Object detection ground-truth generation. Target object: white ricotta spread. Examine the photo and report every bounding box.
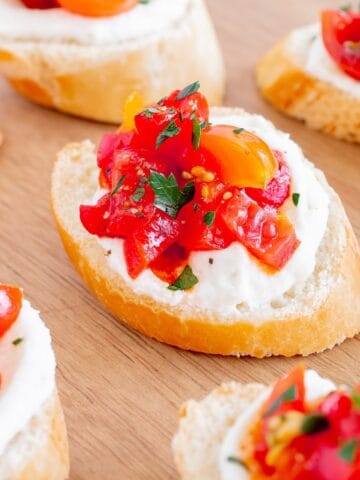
[0,298,56,455]
[0,0,190,45]
[219,370,336,480]
[95,112,329,315]
[289,23,360,100]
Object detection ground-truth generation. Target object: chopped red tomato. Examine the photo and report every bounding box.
[57,0,137,17]
[20,0,58,8]
[245,150,291,208]
[150,244,189,284]
[161,89,209,124]
[124,211,180,278]
[322,9,360,80]
[80,83,300,284]
[262,364,306,417]
[221,191,300,270]
[0,285,22,337]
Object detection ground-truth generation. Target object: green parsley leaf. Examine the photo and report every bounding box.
[157,95,168,105]
[203,211,215,227]
[233,127,245,134]
[339,440,357,463]
[149,172,195,218]
[292,192,300,206]
[263,384,297,418]
[352,391,360,408]
[140,177,148,184]
[139,0,150,3]
[227,456,248,469]
[12,337,23,346]
[176,81,201,101]
[110,175,126,197]
[155,121,181,149]
[143,107,161,118]
[168,265,199,291]
[200,121,212,129]
[302,414,329,435]
[192,118,201,150]
[131,185,146,203]
[340,3,351,11]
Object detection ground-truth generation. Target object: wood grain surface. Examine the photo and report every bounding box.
[0,1,359,478]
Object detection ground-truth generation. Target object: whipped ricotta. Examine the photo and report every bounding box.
[289,23,360,100]
[0,0,190,45]
[219,370,336,480]
[0,298,56,455]
[95,112,329,315]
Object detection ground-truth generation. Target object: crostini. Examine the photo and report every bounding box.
[0,0,225,123]
[0,284,69,479]
[173,365,360,479]
[256,7,360,143]
[51,82,360,357]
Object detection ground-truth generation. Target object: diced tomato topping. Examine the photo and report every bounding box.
[0,285,22,338]
[150,244,189,284]
[57,0,137,17]
[221,191,299,270]
[124,211,180,278]
[79,83,300,283]
[20,0,58,8]
[245,150,291,208]
[247,366,360,479]
[322,9,360,80]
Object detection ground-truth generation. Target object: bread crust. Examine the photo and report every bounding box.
[173,382,267,480]
[256,38,360,143]
[0,0,225,123]
[51,108,360,358]
[0,392,69,480]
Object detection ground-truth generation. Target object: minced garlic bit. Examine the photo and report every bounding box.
[190,165,215,183]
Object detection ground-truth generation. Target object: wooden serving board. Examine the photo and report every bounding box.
[0,1,359,478]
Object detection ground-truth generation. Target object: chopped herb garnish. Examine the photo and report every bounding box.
[155,121,181,149]
[292,192,300,206]
[192,118,201,150]
[302,414,329,435]
[200,121,212,129]
[157,95,168,105]
[140,177,148,184]
[139,0,150,3]
[175,81,201,101]
[131,185,146,203]
[149,171,195,218]
[203,211,215,227]
[110,175,126,197]
[168,265,199,291]
[339,440,357,463]
[12,337,23,346]
[340,3,351,11]
[193,203,199,212]
[233,128,245,134]
[352,391,360,408]
[143,107,161,118]
[227,456,248,469]
[263,384,297,417]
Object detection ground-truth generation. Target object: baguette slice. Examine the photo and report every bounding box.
[256,29,360,143]
[0,392,69,480]
[172,382,266,480]
[0,0,225,123]
[51,107,360,358]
